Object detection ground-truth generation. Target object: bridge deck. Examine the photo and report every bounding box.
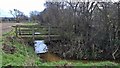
[12,25,60,41]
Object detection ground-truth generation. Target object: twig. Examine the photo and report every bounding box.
[112,46,119,59]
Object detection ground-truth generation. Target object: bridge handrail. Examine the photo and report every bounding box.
[12,25,61,28]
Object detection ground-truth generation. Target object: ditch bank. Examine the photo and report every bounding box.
[22,37,120,64]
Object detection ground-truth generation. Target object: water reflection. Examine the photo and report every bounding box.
[34,40,48,54]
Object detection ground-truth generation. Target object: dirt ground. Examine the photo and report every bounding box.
[0,23,23,36]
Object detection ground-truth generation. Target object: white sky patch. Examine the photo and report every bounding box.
[0,0,46,17]
[0,0,119,17]
[46,0,119,2]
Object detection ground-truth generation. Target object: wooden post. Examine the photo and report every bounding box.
[48,23,51,42]
[0,17,2,23]
[18,26,21,35]
[32,26,35,41]
[15,25,18,37]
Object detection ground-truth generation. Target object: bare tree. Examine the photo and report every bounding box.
[29,11,40,23]
[10,9,27,23]
[36,1,120,60]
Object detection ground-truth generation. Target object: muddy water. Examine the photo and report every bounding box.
[39,52,61,62]
[26,39,119,63]
[39,52,120,64]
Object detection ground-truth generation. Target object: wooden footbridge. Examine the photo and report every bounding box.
[12,25,60,41]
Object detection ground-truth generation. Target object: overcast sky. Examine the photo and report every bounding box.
[0,0,119,17]
[0,0,46,17]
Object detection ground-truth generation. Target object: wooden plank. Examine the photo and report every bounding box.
[20,35,60,41]
[18,26,21,35]
[19,33,49,35]
[12,25,61,28]
[32,26,35,41]
[15,25,18,37]
[48,24,51,42]
[19,29,38,31]
[19,31,57,35]
[12,25,61,40]
[19,35,60,38]
[17,25,43,28]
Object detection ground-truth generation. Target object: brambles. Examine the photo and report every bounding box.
[39,2,120,60]
[2,43,16,54]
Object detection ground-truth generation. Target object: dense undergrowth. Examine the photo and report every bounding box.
[1,29,120,68]
[41,2,120,60]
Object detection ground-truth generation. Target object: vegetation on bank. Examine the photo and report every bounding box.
[1,29,120,68]
[2,30,40,66]
[1,0,120,68]
[38,2,120,60]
